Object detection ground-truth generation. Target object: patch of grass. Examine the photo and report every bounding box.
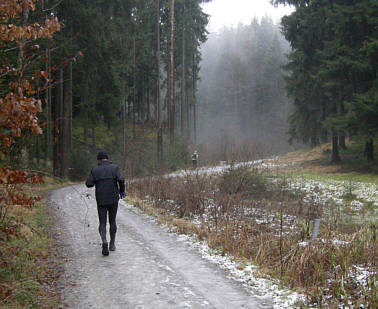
[336,137,378,173]
[279,136,378,175]
[292,171,378,185]
[0,182,62,308]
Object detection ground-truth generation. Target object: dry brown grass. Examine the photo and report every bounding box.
[279,143,333,165]
[129,167,377,308]
[278,138,378,175]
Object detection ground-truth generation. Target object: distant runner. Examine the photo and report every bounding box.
[85,151,126,256]
[192,150,199,169]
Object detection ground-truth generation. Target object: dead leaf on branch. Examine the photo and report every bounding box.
[0,0,60,223]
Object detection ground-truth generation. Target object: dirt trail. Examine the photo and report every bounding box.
[49,185,273,309]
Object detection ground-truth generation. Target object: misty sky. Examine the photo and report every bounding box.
[201,0,294,32]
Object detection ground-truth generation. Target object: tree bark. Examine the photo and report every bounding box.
[36,71,40,166]
[146,87,150,123]
[45,48,52,163]
[84,111,88,144]
[339,102,347,149]
[181,2,186,139]
[68,61,73,150]
[58,68,64,177]
[61,63,72,179]
[53,70,63,177]
[92,126,96,150]
[186,85,190,140]
[156,0,163,167]
[364,138,374,161]
[169,0,175,143]
[133,36,136,140]
[331,131,341,163]
[339,134,347,149]
[122,97,127,170]
[192,53,197,144]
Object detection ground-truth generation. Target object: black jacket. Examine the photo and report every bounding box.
[85,160,125,206]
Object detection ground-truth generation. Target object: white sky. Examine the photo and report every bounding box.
[201,0,294,32]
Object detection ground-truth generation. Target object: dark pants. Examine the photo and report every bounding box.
[97,203,118,244]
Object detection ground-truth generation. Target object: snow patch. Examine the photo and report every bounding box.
[171,233,305,308]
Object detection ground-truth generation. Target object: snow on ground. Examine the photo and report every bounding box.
[168,158,289,178]
[153,159,377,308]
[285,178,377,210]
[180,233,306,309]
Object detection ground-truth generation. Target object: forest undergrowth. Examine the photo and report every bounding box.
[129,162,377,308]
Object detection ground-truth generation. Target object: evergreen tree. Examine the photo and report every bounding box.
[273,0,377,161]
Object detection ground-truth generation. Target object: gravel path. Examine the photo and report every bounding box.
[49,185,273,309]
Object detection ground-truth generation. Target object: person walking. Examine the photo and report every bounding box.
[191,150,199,169]
[86,151,126,256]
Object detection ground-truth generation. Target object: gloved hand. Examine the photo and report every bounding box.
[120,192,126,199]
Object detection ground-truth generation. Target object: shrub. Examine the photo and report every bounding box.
[218,164,269,198]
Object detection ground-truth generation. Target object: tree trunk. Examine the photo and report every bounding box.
[137,84,144,122]
[193,91,197,145]
[122,98,127,170]
[36,71,40,166]
[154,83,158,122]
[58,68,64,177]
[140,79,144,123]
[45,48,52,163]
[339,102,347,149]
[133,36,136,140]
[186,86,190,140]
[92,126,96,150]
[61,64,71,179]
[53,71,63,177]
[339,134,347,149]
[192,53,197,145]
[331,131,341,163]
[156,0,163,167]
[186,34,192,141]
[53,98,59,177]
[146,87,150,123]
[169,0,175,143]
[84,111,88,144]
[364,138,374,161]
[180,2,186,139]
[68,61,73,150]
[320,102,328,143]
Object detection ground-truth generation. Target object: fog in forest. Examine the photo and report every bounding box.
[197,17,294,162]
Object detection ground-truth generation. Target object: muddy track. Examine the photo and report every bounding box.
[48,185,273,309]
